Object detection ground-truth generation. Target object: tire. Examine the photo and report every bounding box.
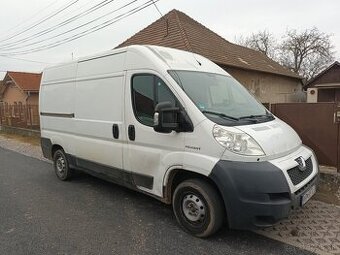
[172,178,224,237]
[53,149,73,181]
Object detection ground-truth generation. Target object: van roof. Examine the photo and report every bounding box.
[44,45,227,76]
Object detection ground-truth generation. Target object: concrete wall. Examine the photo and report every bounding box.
[224,67,303,104]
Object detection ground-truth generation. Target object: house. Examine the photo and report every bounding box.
[117,9,303,105]
[305,61,340,102]
[0,80,4,102]
[0,71,41,129]
[0,71,42,106]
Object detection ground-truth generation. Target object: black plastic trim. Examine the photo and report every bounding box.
[40,137,52,159]
[132,172,154,189]
[67,154,154,190]
[209,160,292,230]
[40,112,75,118]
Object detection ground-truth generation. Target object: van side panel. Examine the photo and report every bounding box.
[40,63,77,156]
[74,53,126,170]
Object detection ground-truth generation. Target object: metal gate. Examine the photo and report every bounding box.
[271,102,340,171]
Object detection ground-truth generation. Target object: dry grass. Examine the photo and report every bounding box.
[0,131,40,146]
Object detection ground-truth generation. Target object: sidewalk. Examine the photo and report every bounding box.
[256,200,340,255]
[0,133,48,162]
[0,133,339,255]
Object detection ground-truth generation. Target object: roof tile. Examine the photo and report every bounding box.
[7,71,42,91]
[117,9,300,79]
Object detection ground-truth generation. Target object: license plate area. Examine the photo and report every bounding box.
[301,185,316,206]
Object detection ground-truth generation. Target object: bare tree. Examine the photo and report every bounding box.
[236,30,278,59]
[279,27,335,80]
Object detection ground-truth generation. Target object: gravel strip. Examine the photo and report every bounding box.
[0,135,50,163]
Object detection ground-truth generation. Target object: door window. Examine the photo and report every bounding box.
[132,74,177,126]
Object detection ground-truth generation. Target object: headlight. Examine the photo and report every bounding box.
[213,125,265,156]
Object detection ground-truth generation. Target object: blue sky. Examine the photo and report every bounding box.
[0,0,339,78]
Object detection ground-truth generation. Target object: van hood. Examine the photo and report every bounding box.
[235,117,302,156]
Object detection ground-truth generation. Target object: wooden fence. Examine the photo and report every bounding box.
[0,104,40,130]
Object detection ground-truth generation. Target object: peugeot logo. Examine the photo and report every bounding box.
[295,157,306,172]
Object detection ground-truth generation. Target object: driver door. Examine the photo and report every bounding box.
[123,70,185,197]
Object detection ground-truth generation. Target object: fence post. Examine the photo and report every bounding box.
[338,123,340,173]
[338,104,340,173]
[29,105,33,128]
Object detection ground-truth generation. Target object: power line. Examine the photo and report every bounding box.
[0,0,118,50]
[151,0,163,18]
[0,0,158,56]
[151,0,168,37]
[0,0,61,39]
[0,0,138,52]
[0,0,80,44]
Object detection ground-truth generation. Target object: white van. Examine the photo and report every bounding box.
[40,45,319,237]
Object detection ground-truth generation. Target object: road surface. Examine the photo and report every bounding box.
[0,147,314,255]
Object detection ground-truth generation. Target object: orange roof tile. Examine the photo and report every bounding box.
[7,71,42,92]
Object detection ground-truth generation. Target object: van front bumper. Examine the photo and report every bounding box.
[209,153,319,230]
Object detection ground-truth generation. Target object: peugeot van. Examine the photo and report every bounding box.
[40,45,319,237]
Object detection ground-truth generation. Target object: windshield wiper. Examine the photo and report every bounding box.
[202,110,239,121]
[239,113,273,120]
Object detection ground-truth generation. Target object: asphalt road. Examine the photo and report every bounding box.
[0,147,315,255]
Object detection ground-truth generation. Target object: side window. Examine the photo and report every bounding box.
[155,76,176,106]
[132,75,155,126]
[132,74,178,126]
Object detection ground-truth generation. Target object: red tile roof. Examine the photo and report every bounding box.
[117,9,300,79]
[7,71,42,92]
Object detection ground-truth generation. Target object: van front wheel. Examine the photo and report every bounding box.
[172,179,224,237]
[53,149,73,181]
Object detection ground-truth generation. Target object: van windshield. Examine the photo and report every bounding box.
[168,70,274,125]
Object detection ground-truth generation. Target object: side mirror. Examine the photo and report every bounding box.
[153,102,180,133]
[153,102,194,133]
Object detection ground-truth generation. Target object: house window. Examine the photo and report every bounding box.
[131,74,178,126]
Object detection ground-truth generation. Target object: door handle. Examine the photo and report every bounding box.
[128,125,135,141]
[112,124,119,139]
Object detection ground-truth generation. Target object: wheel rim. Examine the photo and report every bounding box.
[56,154,66,176]
[182,193,206,223]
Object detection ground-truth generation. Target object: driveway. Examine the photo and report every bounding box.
[0,147,314,255]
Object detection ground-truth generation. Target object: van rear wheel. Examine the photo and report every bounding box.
[53,149,73,181]
[172,179,224,237]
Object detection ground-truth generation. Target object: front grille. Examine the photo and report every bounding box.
[287,157,313,185]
